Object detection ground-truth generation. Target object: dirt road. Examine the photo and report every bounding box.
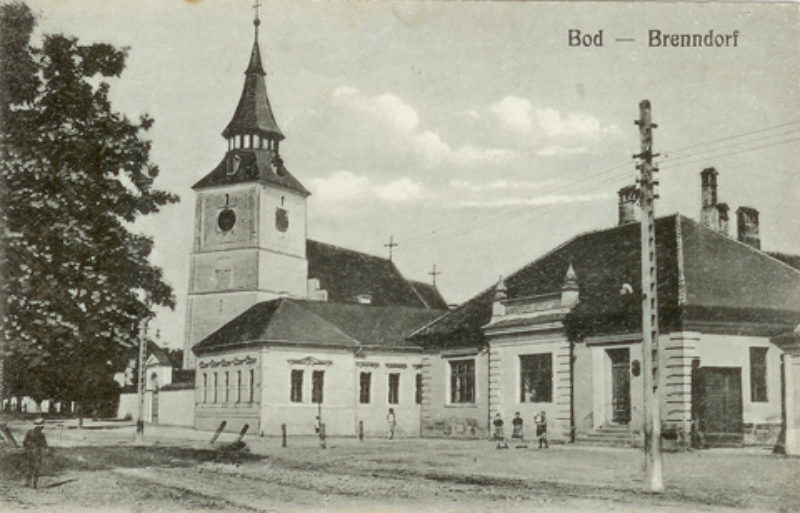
[1,421,797,513]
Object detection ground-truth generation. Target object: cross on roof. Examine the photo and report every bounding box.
[429,264,441,287]
[384,235,399,262]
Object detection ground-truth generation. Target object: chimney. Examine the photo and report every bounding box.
[617,185,639,225]
[700,167,719,229]
[736,206,760,249]
[716,203,730,236]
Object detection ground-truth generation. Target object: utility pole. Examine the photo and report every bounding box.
[384,235,398,262]
[635,99,664,492]
[428,264,441,287]
[135,316,149,444]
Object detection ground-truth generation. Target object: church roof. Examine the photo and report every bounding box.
[408,280,449,310]
[221,39,284,140]
[192,148,309,195]
[192,298,442,355]
[193,299,360,354]
[306,240,444,309]
[410,215,800,348]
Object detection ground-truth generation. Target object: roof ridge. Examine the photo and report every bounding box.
[307,239,390,262]
[680,214,800,275]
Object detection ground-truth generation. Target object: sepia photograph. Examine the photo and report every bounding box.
[1,1,798,512]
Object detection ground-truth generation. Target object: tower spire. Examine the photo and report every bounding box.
[222,2,284,143]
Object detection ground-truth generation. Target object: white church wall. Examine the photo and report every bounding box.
[157,389,195,426]
[259,345,354,437]
[256,250,308,297]
[117,392,137,419]
[354,351,423,438]
[197,186,259,252]
[194,348,261,433]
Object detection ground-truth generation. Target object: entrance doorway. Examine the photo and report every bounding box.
[608,348,631,424]
[694,366,743,446]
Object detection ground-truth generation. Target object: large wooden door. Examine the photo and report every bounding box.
[696,367,743,446]
[609,349,631,424]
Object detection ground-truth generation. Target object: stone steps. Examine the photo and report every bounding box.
[575,424,642,448]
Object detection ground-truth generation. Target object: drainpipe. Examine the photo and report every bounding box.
[569,338,576,443]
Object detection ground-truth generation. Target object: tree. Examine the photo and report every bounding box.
[0,2,178,415]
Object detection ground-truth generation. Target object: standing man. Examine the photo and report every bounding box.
[386,408,396,440]
[23,418,48,488]
[511,412,524,441]
[534,411,548,449]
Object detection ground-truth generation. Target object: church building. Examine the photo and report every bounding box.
[183,15,446,437]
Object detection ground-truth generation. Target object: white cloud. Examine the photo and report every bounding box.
[309,170,369,202]
[331,86,512,167]
[536,145,588,157]
[310,171,424,204]
[535,108,620,138]
[490,96,533,133]
[450,179,553,192]
[458,192,609,209]
[489,96,621,141]
[374,178,424,203]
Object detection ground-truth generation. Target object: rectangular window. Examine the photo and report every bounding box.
[202,373,208,403]
[224,372,230,403]
[248,369,254,402]
[388,373,400,404]
[449,360,475,403]
[312,370,324,404]
[750,347,768,402]
[415,373,423,404]
[212,372,218,403]
[290,369,303,402]
[520,353,552,403]
[359,372,371,404]
[236,370,242,403]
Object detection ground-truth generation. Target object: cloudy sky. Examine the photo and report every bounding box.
[25,1,800,349]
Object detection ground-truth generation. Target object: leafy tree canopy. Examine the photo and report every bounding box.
[1,1,178,406]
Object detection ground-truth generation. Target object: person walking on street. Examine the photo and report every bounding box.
[386,408,396,440]
[23,418,48,489]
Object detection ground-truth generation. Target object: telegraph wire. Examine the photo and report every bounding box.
[661,119,800,156]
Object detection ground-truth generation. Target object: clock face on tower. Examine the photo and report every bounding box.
[201,189,256,249]
[218,208,236,231]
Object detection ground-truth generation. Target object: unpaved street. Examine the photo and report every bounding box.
[1,421,797,513]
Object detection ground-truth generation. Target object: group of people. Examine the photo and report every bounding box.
[493,411,548,449]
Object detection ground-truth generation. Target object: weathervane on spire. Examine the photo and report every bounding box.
[253,0,261,35]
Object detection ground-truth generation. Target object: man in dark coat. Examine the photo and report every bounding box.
[23,418,48,488]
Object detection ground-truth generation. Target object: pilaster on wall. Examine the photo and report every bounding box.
[419,354,434,431]
[488,346,502,420]
[554,345,572,439]
[663,332,699,433]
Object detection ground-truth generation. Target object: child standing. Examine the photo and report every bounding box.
[23,418,48,488]
[534,411,548,448]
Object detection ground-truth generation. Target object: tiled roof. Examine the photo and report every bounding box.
[192,299,441,354]
[766,252,800,271]
[193,299,359,354]
[408,280,448,310]
[307,240,430,308]
[222,40,284,140]
[192,149,309,195]
[410,215,800,347]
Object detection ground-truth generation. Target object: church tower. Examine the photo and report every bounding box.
[183,13,310,369]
